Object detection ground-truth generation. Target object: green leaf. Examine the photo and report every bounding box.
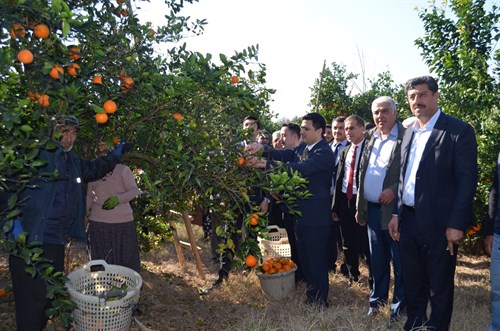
[62,20,70,36]
[7,194,17,209]
[21,124,33,132]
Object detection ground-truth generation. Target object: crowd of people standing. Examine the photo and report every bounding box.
[243,75,480,331]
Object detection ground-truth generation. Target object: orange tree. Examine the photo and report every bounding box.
[1,0,277,324]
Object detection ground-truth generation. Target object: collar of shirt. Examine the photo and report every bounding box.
[373,124,398,141]
[410,109,441,133]
[306,139,321,151]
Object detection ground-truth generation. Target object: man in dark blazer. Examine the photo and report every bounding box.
[356,96,405,320]
[388,76,478,331]
[332,115,368,285]
[245,113,335,308]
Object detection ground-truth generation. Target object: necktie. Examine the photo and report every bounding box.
[301,147,309,161]
[346,145,357,200]
[332,143,340,165]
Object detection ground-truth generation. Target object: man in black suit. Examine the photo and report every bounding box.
[332,115,368,285]
[245,113,335,307]
[389,76,478,331]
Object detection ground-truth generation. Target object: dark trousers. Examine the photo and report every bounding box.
[367,203,404,315]
[400,205,456,331]
[9,242,65,331]
[337,191,362,279]
[283,213,303,282]
[295,224,331,305]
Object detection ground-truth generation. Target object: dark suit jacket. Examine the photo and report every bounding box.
[397,111,478,238]
[265,139,335,227]
[331,139,366,212]
[357,121,405,229]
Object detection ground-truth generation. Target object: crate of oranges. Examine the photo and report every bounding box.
[255,257,297,300]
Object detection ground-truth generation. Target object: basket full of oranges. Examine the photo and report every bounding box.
[255,257,297,300]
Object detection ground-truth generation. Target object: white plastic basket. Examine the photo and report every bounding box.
[259,225,288,242]
[66,260,142,331]
[258,225,291,259]
[259,237,291,259]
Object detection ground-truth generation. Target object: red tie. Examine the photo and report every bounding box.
[346,145,357,200]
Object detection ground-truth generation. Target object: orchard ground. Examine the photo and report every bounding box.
[0,225,492,330]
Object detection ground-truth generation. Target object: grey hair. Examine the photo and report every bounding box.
[371,96,397,112]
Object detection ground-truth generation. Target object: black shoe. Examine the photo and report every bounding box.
[211,275,227,288]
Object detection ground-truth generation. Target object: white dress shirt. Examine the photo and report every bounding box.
[402,109,442,206]
[342,140,364,195]
[364,125,398,203]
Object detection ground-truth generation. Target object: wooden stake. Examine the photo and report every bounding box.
[181,211,206,280]
[169,220,187,271]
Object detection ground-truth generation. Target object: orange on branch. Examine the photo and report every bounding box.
[68,46,80,60]
[230,75,239,84]
[249,217,258,226]
[0,288,6,298]
[112,137,120,145]
[10,23,25,38]
[33,24,50,38]
[49,65,64,79]
[92,75,103,85]
[121,76,134,88]
[103,100,117,114]
[28,91,40,101]
[236,156,245,166]
[172,112,183,122]
[66,63,80,76]
[96,113,108,124]
[38,94,50,107]
[245,255,257,268]
[17,49,34,64]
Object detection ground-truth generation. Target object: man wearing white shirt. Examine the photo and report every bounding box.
[388,76,478,331]
[356,96,406,320]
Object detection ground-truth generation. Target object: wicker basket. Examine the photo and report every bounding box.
[66,260,142,331]
[256,265,297,300]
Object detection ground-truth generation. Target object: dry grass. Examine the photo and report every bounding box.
[0,225,492,330]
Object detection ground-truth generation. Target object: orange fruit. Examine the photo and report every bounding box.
[172,113,183,121]
[122,76,134,88]
[10,23,25,38]
[103,100,117,114]
[119,69,126,79]
[112,137,120,145]
[68,46,80,60]
[33,24,50,38]
[66,63,80,76]
[17,49,34,64]
[262,263,271,273]
[231,75,239,84]
[38,94,50,107]
[0,268,7,273]
[249,217,258,226]
[28,91,40,101]
[236,156,245,166]
[0,288,6,298]
[96,113,108,124]
[245,255,257,268]
[148,28,155,37]
[92,75,103,85]
[117,0,123,3]
[49,65,64,79]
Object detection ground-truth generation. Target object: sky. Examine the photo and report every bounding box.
[136,0,434,120]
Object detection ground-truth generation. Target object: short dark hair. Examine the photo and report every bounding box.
[405,76,439,94]
[243,115,261,130]
[345,115,365,128]
[332,116,345,124]
[365,122,375,130]
[302,112,327,135]
[282,123,301,138]
[325,124,332,129]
